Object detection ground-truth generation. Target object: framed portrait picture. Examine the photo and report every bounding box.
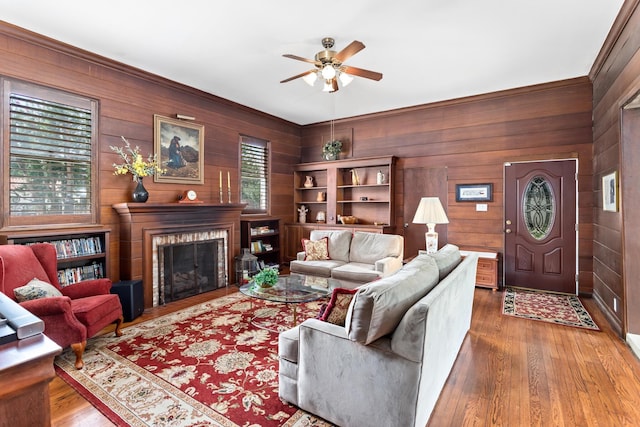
[455,183,493,202]
[154,114,204,184]
[602,171,618,212]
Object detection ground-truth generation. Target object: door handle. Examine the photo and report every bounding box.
[505,229,512,234]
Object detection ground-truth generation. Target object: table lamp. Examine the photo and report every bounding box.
[412,197,449,253]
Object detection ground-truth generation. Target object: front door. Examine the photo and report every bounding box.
[504,160,577,294]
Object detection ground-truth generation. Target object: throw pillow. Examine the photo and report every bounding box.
[318,288,357,326]
[427,244,462,280]
[302,237,330,261]
[14,278,62,302]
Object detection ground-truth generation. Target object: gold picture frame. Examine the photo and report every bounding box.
[154,114,204,184]
[602,171,618,212]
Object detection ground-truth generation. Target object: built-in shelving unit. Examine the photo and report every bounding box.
[293,156,395,227]
[240,218,281,269]
[285,156,396,262]
[0,227,110,286]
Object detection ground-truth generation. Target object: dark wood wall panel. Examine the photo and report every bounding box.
[0,22,300,282]
[301,78,594,291]
[590,1,640,336]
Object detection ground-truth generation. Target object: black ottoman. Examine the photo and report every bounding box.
[110,280,144,322]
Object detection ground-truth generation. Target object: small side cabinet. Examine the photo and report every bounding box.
[460,249,499,291]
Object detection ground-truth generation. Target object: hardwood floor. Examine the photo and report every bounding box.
[49,287,640,426]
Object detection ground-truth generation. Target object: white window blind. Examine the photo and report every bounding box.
[240,136,269,213]
[3,80,97,226]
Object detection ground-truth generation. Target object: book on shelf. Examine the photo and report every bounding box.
[250,226,273,235]
[29,236,103,259]
[251,241,263,253]
[57,261,105,287]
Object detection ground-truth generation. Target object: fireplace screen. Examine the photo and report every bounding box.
[158,238,224,304]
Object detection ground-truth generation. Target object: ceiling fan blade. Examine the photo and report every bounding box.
[280,70,316,83]
[334,40,365,63]
[282,54,318,65]
[343,65,383,81]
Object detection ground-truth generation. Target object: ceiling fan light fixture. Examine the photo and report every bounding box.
[339,71,354,87]
[302,72,318,87]
[321,64,336,80]
[281,37,382,93]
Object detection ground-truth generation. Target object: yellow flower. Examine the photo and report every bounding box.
[110,136,166,181]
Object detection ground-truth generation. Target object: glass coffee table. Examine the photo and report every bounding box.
[239,273,342,330]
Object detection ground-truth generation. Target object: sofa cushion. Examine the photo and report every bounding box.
[345,256,439,344]
[309,230,352,262]
[302,236,330,261]
[13,278,63,302]
[427,244,462,280]
[331,262,381,283]
[289,259,346,278]
[318,288,358,326]
[349,232,403,264]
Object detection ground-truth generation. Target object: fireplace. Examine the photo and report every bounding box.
[158,238,226,304]
[153,230,228,306]
[113,203,246,308]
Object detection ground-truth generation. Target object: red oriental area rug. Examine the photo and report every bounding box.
[54,292,334,427]
[502,287,599,330]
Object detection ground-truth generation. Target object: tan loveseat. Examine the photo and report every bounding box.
[289,230,404,283]
[279,244,478,427]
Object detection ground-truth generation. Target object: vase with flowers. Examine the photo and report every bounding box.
[110,136,165,203]
[322,140,342,161]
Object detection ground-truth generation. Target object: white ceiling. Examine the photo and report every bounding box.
[0,0,624,125]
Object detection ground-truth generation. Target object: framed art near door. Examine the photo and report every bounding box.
[602,171,618,212]
[154,114,204,184]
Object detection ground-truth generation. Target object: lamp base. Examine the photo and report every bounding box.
[425,223,438,254]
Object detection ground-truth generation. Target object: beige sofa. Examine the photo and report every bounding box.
[279,244,478,427]
[289,230,404,283]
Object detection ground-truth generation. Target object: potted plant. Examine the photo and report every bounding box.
[322,140,342,161]
[251,267,279,289]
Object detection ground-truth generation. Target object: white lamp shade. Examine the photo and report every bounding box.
[339,72,354,87]
[302,72,317,87]
[321,64,336,79]
[412,197,449,224]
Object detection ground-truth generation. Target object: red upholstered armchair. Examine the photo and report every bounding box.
[0,243,123,369]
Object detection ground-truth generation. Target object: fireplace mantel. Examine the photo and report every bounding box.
[113,202,246,308]
[112,202,247,216]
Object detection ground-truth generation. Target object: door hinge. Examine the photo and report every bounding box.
[575,273,579,283]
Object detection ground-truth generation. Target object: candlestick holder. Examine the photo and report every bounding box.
[228,189,232,204]
[219,189,223,204]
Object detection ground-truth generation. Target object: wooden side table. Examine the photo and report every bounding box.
[460,249,499,291]
[0,334,62,427]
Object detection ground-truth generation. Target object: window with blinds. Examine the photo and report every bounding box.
[3,79,97,226]
[240,136,269,213]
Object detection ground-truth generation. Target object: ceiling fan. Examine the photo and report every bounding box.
[280,37,383,93]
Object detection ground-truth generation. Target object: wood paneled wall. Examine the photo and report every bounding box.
[590,0,640,336]
[301,78,594,291]
[0,22,300,282]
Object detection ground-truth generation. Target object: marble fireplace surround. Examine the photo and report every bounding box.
[113,203,246,308]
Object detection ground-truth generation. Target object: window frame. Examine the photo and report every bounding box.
[239,135,270,215]
[1,78,99,228]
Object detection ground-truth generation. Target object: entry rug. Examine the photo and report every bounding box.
[54,292,334,427]
[502,287,599,330]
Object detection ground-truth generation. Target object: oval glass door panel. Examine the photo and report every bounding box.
[522,176,555,240]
